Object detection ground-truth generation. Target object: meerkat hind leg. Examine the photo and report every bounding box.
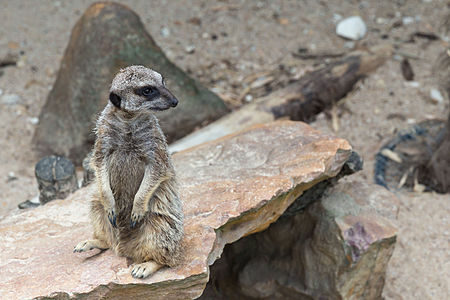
[131,261,163,279]
[73,239,109,253]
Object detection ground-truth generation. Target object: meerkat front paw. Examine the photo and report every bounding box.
[73,239,109,253]
[130,205,145,228]
[131,261,163,279]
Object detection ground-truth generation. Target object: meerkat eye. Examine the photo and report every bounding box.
[142,87,154,96]
[136,86,160,98]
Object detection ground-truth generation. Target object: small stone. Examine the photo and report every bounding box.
[430,88,444,104]
[402,16,414,25]
[376,17,387,25]
[185,45,195,54]
[0,94,21,105]
[17,55,26,68]
[405,81,420,88]
[333,13,342,23]
[244,94,253,102]
[27,117,39,125]
[202,32,209,39]
[336,16,367,40]
[160,27,170,37]
[7,172,17,182]
[344,41,355,49]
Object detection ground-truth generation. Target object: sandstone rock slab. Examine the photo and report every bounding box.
[201,177,399,299]
[0,121,351,299]
[32,2,228,164]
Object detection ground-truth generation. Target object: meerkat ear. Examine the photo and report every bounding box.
[109,92,122,109]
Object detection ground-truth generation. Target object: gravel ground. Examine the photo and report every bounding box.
[0,0,449,299]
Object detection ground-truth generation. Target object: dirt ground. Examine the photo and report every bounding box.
[0,0,448,299]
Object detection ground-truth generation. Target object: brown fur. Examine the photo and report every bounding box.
[74,66,183,278]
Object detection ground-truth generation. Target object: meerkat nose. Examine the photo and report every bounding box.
[170,98,178,107]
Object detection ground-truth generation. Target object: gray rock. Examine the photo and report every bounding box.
[336,16,367,40]
[32,2,228,164]
[202,178,398,299]
[402,16,415,25]
[0,94,21,105]
[430,88,444,103]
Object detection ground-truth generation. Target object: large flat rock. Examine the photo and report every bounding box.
[0,121,351,299]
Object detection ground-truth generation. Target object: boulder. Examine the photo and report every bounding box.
[0,121,351,299]
[32,2,228,164]
[201,178,399,299]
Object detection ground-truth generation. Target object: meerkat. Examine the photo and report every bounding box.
[74,65,184,279]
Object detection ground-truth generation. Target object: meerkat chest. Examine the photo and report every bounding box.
[108,123,152,156]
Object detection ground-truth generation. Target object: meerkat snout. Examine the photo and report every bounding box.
[109,65,178,113]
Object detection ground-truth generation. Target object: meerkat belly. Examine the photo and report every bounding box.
[108,150,145,206]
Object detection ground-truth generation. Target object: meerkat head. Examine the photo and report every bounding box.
[109,65,178,113]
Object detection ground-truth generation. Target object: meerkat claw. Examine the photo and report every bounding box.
[131,261,162,279]
[130,211,144,228]
[130,219,137,228]
[108,210,117,228]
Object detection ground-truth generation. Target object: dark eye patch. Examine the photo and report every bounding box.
[136,86,160,98]
[109,92,121,109]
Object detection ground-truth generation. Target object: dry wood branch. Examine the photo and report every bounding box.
[170,45,393,153]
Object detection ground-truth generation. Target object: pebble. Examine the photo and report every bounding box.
[344,41,355,49]
[28,117,39,125]
[161,27,170,37]
[245,94,253,102]
[376,17,388,25]
[430,88,444,104]
[0,93,21,105]
[185,45,195,54]
[405,81,420,88]
[402,16,414,25]
[332,14,342,23]
[336,16,367,40]
[7,172,17,182]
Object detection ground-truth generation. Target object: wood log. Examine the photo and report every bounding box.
[419,50,450,193]
[170,45,393,153]
[422,117,450,193]
[35,156,78,204]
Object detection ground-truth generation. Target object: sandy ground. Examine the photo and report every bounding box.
[0,0,449,299]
